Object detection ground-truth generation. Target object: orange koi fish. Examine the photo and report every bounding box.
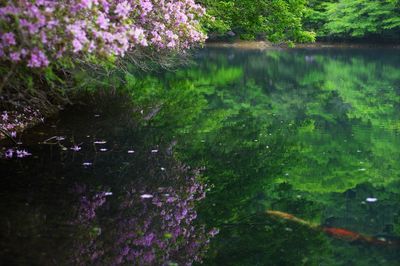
[322,227,370,242]
[266,210,399,247]
[266,210,318,229]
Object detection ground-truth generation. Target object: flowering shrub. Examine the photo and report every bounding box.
[0,0,207,68]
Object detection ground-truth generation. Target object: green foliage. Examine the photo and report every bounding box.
[305,0,400,39]
[199,0,316,43]
[202,0,400,41]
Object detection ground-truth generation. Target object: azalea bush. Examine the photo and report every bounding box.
[0,0,207,118]
[0,0,206,68]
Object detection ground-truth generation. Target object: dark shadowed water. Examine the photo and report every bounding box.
[1,47,400,265]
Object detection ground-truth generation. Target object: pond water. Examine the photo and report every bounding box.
[1,47,400,265]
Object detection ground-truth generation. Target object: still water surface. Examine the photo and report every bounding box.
[1,47,400,265]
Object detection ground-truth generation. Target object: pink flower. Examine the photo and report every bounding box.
[27,49,49,68]
[2,32,16,45]
[140,0,153,13]
[79,0,93,9]
[72,39,83,53]
[96,13,109,29]
[9,52,21,62]
[115,1,131,18]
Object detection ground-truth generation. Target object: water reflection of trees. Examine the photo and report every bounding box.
[3,47,399,265]
[116,48,400,265]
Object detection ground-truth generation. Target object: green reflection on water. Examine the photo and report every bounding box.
[117,47,400,265]
[2,47,400,265]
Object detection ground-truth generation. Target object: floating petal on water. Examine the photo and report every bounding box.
[366,197,378,202]
[70,145,81,152]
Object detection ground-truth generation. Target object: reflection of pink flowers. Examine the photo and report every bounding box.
[5,149,13,158]
[209,228,220,237]
[4,148,32,159]
[16,149,31,158]
[72,167,215,265]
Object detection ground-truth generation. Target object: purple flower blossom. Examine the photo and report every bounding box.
[140,0,153,13]
[115,1,131,18]
[9,52,21,62]
[72,39,83,53]
[27,49,49,68]
[2,32,16,45]
[96,13,109,29]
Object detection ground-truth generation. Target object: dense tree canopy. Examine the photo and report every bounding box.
[305,0,400,40]
[199,0,316,43]
[200,0,400,42]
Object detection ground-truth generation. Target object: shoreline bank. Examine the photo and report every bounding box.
[205,40,400,50]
